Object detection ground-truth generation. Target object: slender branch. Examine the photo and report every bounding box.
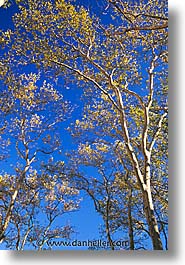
[108,0,168,21]
[20,224,33,250]
[149,112,167,152]
[15,141,25,160]
[141,53,159,177]
[49,59,120,112]
[147,54,159,108]
[114,23,168,35]
[137,13,168,21]
[59,38,110,78]
[108,0,133,24]
[109,69,145,108]
[15,225,21,250]
[86,38,93,59]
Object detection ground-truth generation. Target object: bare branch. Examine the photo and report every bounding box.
[149,112,167,152]
[49,59,121,112]
[114,23,168,36]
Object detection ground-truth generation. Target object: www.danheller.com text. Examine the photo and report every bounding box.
[36,239,129,249]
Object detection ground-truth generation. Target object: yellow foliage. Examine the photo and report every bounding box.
[96,144,108,152]
[101,94,108,101]
[75,119,80,125]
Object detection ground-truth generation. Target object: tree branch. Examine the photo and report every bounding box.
[149,112,167,152]
[49,59,121,112]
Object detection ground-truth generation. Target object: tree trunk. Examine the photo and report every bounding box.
[128,188,134,250]
[105,200,115,250]
[142,187,163,250]
[0,187,19,242]
[0,158,31,242]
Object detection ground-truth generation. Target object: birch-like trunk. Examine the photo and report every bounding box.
[142,187,163,250]
[0,186,19,242]
[0,129,34,242]
[113,86,163,250]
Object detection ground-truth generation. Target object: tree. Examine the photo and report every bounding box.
[1,0,168,250]
[67,150,142,250]
[0,72,80,248]
[67,100,167,250]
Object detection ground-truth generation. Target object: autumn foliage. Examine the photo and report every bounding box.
[0,0,168,250]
